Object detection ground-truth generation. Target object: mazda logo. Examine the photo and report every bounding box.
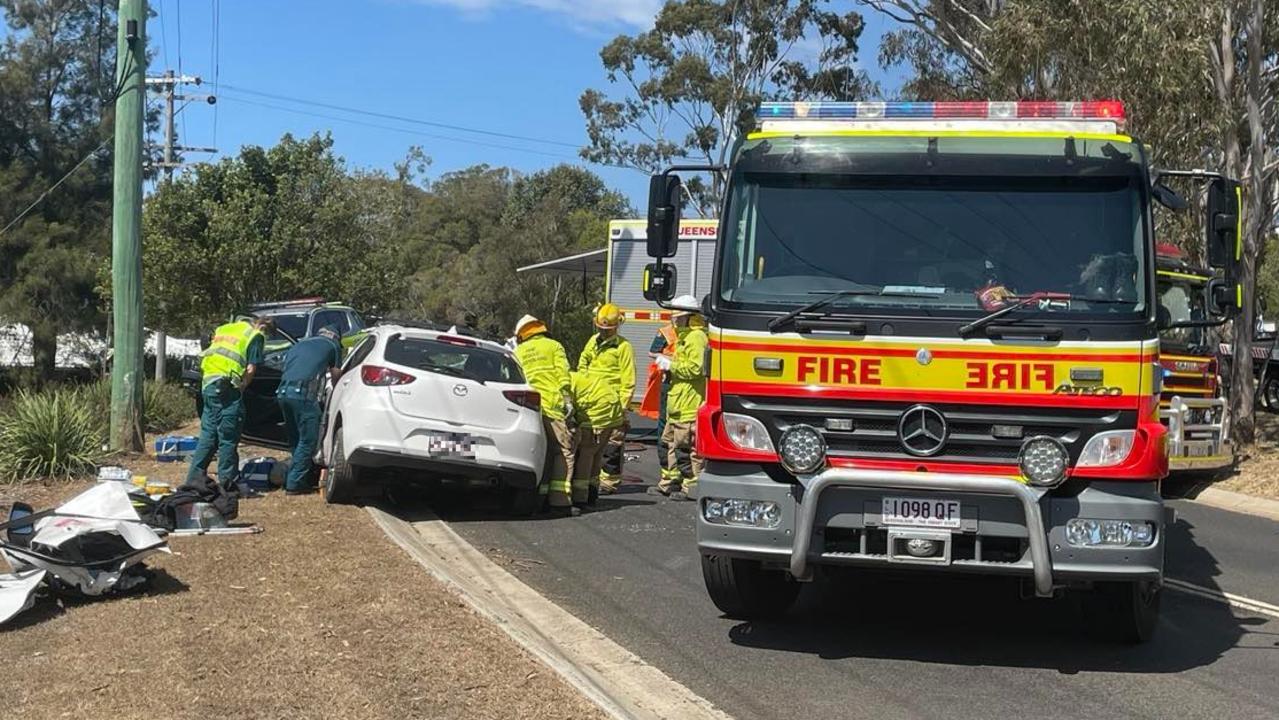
[897,404,948,456]
[452,384,468,397]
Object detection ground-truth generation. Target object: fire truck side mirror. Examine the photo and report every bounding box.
[1205,177,1241,273]
[646,174,682,259]
[1207,277,1240,319]
[642,263,677,302]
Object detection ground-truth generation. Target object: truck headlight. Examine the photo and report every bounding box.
[1018,436,1068,486]
[778,424,826,475]
[1065,519,1155,547]
[1077,430,1135,468]
[722,413,775,453]
[703,498,782,528]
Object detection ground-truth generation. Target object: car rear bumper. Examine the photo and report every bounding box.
[348,445,538,490]
[695,463,1168,596]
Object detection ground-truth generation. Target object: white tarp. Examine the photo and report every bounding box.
[1,483,169,619]
[0,569,47,625]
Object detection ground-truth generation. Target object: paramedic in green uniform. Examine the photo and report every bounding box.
[276,326,344,495]
[187,316,273,489]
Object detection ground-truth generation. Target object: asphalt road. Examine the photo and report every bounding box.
[390,438,1279,720]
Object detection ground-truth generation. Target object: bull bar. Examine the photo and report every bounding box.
[790,468,1055,597]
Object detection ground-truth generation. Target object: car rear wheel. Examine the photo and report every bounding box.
[701,554,800,621]
[325,430,359,505]
[503,485,542,517]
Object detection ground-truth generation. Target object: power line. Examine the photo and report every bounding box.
[216,83,583,150]
[0,135,113,236]
[217,94,581,161]
[157,0,169,69]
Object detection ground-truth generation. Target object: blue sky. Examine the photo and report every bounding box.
[150,0,905,208]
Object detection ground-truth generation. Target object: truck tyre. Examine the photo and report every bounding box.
[1089,580,1161,644]
[324,431,359,505]
[1262,375,1279,412]
[701,554,800,620]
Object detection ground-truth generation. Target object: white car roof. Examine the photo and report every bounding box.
[372,324,514,357]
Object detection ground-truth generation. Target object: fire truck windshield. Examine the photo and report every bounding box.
[1158,276,1208,349]
[718,173,1148,318]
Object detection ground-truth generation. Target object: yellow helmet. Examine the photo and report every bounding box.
[594,303,624,330]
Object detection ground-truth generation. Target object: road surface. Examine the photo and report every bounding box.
[389,438,1279,720]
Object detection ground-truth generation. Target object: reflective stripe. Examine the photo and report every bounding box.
[548,479,572,493]
[205,346,246,365]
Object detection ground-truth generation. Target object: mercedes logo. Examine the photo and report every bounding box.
[915,348,933,366]
[452,384,468,397]
[897,404,948,456]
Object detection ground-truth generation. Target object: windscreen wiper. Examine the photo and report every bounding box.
[958,291,1071,337]
[423,363,487,385]
[767,289,940,332]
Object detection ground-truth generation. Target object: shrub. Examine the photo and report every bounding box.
[79,379,196,434]
[0,388,106,482]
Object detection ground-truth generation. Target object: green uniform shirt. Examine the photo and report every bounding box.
[666,325,707,424]
[578,333,635,408]
[513,333,572,421]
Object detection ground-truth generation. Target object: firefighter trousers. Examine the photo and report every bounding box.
[659,421,703,494]
[573,426,611,505]
[541,417,575,508]
[598,420,629,494]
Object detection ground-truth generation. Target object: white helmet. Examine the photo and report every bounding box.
[514,314,546,340]
[669,294,701,316]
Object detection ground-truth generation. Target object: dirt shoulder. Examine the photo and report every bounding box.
[1208,412,1279,501]
[1,451,603,719]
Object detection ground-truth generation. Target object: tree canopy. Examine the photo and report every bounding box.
[581,0,875,214]
[0,0,118,381]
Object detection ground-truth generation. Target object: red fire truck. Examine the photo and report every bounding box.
[1155,245,1232,470]
[642,100,1241,642]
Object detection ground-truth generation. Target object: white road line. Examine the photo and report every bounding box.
[368,506,733,720]
[1165,578,1279,620]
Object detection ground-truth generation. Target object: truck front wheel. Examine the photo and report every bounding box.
[1088,580,1161,644]
[701,554,800,620]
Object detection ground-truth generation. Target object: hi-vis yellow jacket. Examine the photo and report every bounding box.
[514,333,572,421]
[201,321,263,386]
[579,333,635,408]
[666,325,707,424]
[570,371,623,431]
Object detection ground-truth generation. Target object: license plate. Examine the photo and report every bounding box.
[426,432,473,457]
[882,497,962,529]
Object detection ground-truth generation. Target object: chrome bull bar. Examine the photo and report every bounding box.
[790,468,1055,597]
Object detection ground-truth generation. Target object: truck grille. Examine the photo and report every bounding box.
[726,395,1130,466]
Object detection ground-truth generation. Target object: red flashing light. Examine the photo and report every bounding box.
[361,365,415,386]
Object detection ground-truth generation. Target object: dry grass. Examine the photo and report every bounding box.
[1214,412,1279,500]
[0,433,603,720]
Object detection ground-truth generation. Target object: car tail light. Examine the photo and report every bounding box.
[436,335,477,347]
[503,390,541,411]
[361,365,415,386]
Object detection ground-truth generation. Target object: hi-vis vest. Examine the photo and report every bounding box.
[201,321,261,386]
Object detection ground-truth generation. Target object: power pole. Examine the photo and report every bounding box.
[110,0,147,452]
[145,69,211,382]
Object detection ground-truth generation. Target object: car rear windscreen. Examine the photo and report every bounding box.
[385,337,525,384]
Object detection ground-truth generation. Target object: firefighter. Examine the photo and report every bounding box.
[512,314,576,515]
[275,326,344,495]
[648,295,706,500]
[577,303,635,502]
[186,315,274,490]
[569,370,623,515]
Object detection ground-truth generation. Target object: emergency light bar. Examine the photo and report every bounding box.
[758,100,1125,122]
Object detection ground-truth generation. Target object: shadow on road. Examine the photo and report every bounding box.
[382,482,658,523]
[728,515,1272,674]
